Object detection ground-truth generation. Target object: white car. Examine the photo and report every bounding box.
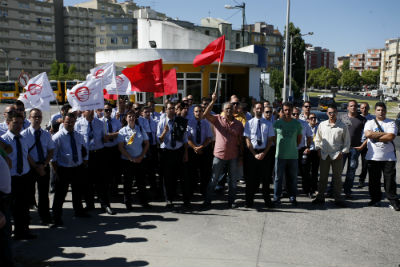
[384,96,393,102]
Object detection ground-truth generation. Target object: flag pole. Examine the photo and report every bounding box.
[213,60,222,95]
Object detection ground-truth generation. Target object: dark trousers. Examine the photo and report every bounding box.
[0,193,14,267]
[299,149,319,194]
[104,146,121,196]
[143,145,162,196]
[30,166,51,220]
[121,160,148,205]
[367,160,398,202]
[11,174,33,235]
[359,148,368,182]
[52,165,85,220]
[160,147,184,202]
[265,146,276,185]
[188,145,212,196]
[85,149,109,208]
[245,149,272,205]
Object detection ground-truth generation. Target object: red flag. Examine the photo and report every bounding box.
[154,69,178,98]
[193,35,225,67]
[103,89,118,100]
[122,59,164,93]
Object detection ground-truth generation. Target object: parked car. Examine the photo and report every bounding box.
[385,96,393,102]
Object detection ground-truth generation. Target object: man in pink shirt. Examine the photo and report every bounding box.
[202,94,244,208]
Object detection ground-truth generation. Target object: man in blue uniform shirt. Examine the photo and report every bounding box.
[21,109,55,225]
[51,113,89,226]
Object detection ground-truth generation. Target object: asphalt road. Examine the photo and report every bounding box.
[1,103,400,267]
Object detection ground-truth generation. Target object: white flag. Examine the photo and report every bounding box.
[105,74,133,95]
[67,78,104,111]
[89,62,116,88]
[18,92,50,112]
[23,72,55,111]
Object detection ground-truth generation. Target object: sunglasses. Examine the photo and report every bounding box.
[265,111,272,114]
[328,112,336,115]
[309,117,317,120]
[104,109,112,112]
[231,102,240,106]
[133,107,140,110]
[292,113,299,116]
[303,105,311,108]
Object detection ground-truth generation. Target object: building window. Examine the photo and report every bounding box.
[100,38,105,44]
[100,25,105,31]
[111,37,117,44]
[123,25,128,31]
[111,25,117,31]
[205,30,209,36]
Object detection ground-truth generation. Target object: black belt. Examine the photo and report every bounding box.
[89,148,104,153]
[254,148,266,153]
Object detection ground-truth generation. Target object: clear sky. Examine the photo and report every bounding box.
[65,0,400,58]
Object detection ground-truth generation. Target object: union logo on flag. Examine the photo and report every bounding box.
[70,86,90,102]
[95,69,104,79]
[27,83,43,95]
[116,75,124,87]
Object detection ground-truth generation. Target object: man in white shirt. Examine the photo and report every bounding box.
[313,104,350,207]
[364,102,399,211]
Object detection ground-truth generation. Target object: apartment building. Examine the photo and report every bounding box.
[380,38,400,91]
[337,55,350,71]
[96,17,137,51]
[349,53,365,74]
[0,0,56,80]
[62,6,96,74]
[365,48,381,71]
[305,46,335,70]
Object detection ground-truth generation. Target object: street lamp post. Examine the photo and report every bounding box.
[282,0,290,102]
[288,32,313,99]
[225,2,246,47]
[0,49,9,81]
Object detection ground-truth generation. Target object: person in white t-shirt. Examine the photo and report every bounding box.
[364,102,399,211]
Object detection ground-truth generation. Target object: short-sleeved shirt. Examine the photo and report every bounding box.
[187,118,213,147]
[100,117,122,147]
[0,121,8,136]
[157,117,188,150]
[21,126,55,163]
[364,119,397,161]
[297,119,313,149]
[0,155,11,194]
[273,119,303,159]
[52,128,88,167]
[340,113,366,147]
[210,114,244,160]
[118,124,149,159]
[1,130,31,176]
[139,117,158,145]
[75,118,105,151]
[244,117,275,150]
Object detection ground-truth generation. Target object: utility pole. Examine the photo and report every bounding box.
[282,0,290,102]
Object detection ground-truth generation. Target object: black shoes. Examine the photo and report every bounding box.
[334,200,347,208]
[102,206,116,215]
[389,200,400,211]
[312,198,325,205]
[368,200,381,207]
[74,211,91,218]
[14,232,37,240]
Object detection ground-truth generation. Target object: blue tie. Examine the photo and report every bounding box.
[256,120,262,146]
[107,119,114,142]
[196,120,201,145]
[34,130,45,163]
[15,135,23,174]
[148,119,153,145]
[170,120,176,148]
[88,121,94,141]
[69,132,79,163]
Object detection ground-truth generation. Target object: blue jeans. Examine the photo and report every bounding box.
[206,157,240,204]
[274,158,298,201]
[343,148,361,195]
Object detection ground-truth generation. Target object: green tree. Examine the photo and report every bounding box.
[49,60,59,80]
[269,68,284,98]
[284,22,306,97]
[341,59,350,72]
[58,63,67,80]
[361,69,380,86]
[338,70,361,89]
[65,64,77,80]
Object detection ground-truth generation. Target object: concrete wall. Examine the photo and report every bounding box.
[137,19,229,50]
[248,67,261,100]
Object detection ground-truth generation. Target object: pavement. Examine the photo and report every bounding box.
[1,103,400,267]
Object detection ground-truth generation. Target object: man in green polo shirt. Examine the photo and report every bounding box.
[273,102,303,205]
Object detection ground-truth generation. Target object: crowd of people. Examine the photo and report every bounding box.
[0,94,399,266]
